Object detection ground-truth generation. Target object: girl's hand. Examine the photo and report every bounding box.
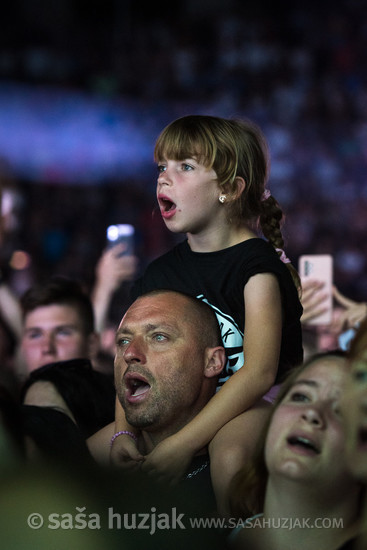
[141,435,195,485]
[110,434,145,470]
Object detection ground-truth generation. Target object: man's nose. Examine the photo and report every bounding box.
[41,333,56,354]
[123,338,147,364]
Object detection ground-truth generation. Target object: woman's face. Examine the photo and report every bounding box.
[265,357,353,490]
[342,351,367,482]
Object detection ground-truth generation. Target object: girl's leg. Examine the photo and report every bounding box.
[209,399,271,517]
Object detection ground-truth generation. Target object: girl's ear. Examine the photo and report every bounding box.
[221,176,246,202]
[232,176,246,200]
[204,346,226,378]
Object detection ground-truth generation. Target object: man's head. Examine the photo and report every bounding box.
[20,277,99,374]
[114,290,225,448]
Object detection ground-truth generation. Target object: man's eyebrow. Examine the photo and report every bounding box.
[23,327,41,334]
[117,322,179,335]
[24,324,77,332]
[116,326,132,336]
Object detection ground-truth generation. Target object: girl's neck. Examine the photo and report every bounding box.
[187,224,256,253]
[260,478,361,550]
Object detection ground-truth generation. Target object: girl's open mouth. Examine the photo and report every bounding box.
[287,435,320,455]
[158,195,177,219]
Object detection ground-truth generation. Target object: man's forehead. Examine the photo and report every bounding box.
[24,304,82,325]
[120,293,189,328]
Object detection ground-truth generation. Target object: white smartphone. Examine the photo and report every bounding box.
[299,254,333,325]
[106,224,135,256]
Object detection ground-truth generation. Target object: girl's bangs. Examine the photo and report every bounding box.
[154,123,214,166]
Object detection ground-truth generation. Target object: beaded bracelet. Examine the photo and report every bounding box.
[110,430,138,446]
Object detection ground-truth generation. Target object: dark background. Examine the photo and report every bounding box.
[0,0,366,302]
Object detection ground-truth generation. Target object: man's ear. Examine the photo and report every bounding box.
[204,346,226,378]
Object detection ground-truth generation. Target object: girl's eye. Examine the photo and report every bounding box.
[157,164,166,173]
[182,163,193,171]
[289,391,310,403]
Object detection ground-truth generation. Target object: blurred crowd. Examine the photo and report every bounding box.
[0,0,365,303]
[0,3,366,547]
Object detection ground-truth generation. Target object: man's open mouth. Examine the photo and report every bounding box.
[124,373,151,401]
[129,378,150,397]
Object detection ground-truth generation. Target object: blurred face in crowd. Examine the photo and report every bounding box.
[342,351,367,482]
[114,292,223,439]
[21,305,96,373]
[264,356,353,492]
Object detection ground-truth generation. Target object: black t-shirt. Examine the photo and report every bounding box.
[132,238,303,386]
[182,453,215,512]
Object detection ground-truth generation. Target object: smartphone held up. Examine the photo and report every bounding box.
[299,254,333,325]
[106,224,135,256]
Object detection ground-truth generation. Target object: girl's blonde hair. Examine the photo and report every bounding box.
[154,115,300,289]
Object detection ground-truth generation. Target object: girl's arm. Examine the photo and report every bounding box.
[142,273,282,480]
[110,396,145,465]
[87,421,115,465]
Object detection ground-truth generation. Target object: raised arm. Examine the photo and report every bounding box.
[91,245,138,333]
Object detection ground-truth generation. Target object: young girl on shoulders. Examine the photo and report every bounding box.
[111,115,303,515]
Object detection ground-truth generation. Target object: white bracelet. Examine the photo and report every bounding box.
[110,430,138,446]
